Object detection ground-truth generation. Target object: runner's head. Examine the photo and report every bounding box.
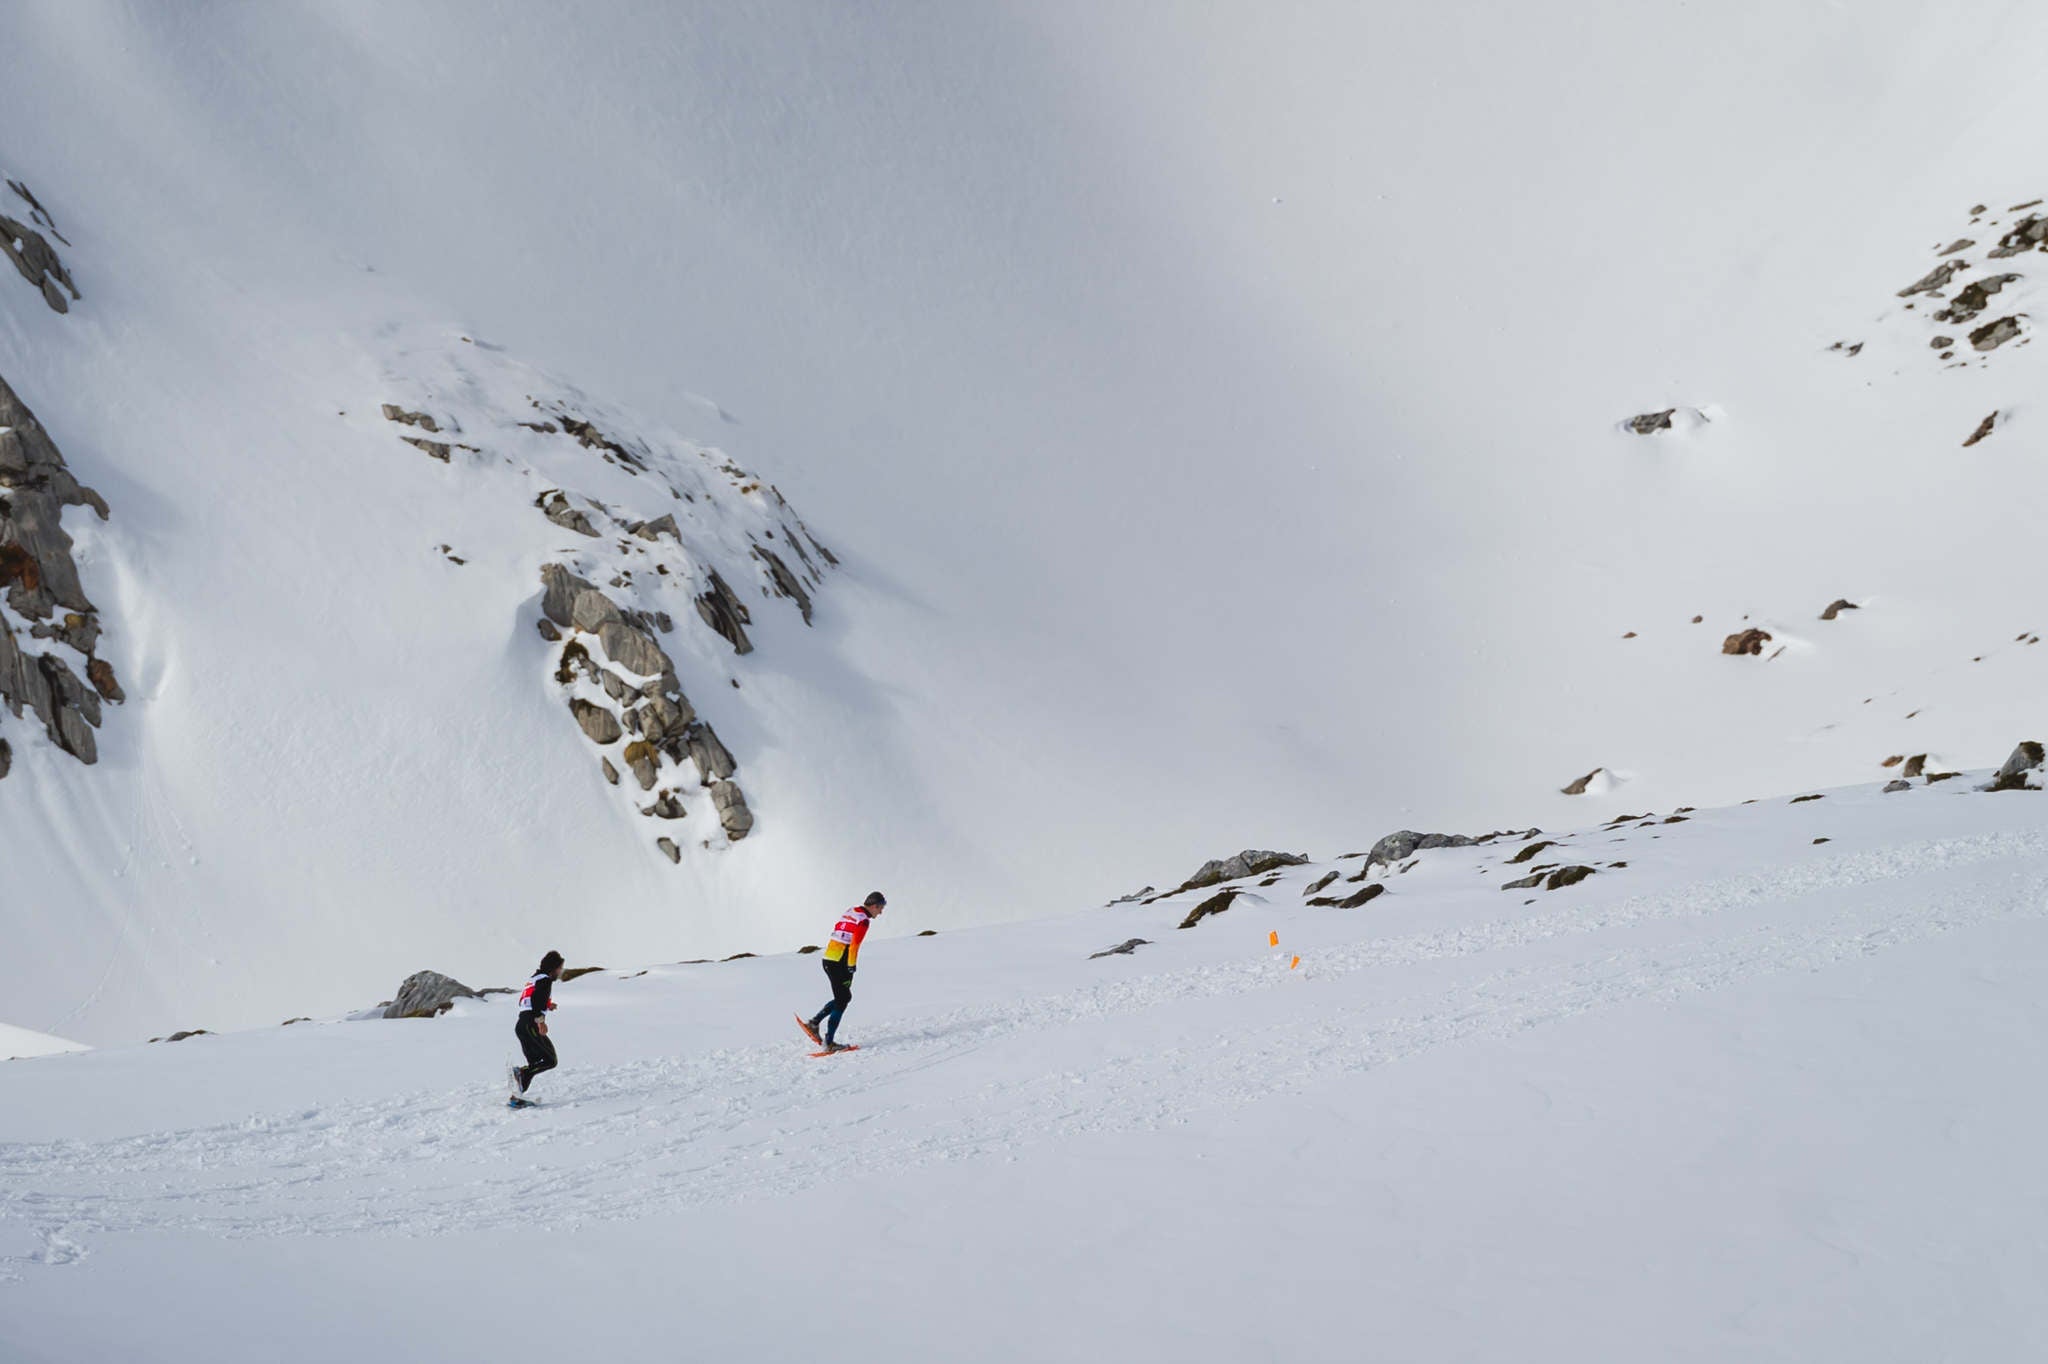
[863,891,886,915]
[539,949,565,977]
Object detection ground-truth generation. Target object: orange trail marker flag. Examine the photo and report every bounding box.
[1268,931,1279,947]
[1290,955,1301,970]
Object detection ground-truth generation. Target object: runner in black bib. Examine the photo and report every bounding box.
[513,950,565,1095]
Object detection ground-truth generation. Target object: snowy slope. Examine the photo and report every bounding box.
[5,2,2048,1045]
[6,775,2048,1360]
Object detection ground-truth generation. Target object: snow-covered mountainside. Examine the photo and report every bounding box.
[3,2,2048,1055]
[7,766,2048,1358]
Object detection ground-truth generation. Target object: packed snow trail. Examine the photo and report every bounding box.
[4,828,2042,1258]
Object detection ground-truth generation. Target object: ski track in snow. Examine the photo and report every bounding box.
[2,831,2043,1263]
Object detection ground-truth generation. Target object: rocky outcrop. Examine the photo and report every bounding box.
[0,187,79,315]
[1963,412,1998,448]
[1560,768,1603,796]
[753,544,813,623]
[1363,830,1472,870]
[382,970,480,1019]
[1722,628,1771,656]
[1984,740,2044,792]
[0,372,118,771]
[570,698,622,744]
[1819,599,1859,621]
[695,569,753,654]
[1626,408,1676,434]
[1089,938,1151,959]
[1177,849,1309,892]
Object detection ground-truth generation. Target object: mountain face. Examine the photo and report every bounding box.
[3,4,2048,1043]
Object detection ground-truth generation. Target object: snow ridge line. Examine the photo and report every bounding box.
[1,830,2042,1255]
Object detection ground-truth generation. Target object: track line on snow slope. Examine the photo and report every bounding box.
[1,831,2043,1256]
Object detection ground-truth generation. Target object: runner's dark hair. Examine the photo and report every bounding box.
[539,950,565,974]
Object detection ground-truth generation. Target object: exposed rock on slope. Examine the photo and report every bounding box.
[0,179,79,314]
[376,341,835,857]
[0,372,119,771]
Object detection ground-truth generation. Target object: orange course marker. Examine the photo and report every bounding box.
[1268,931,1279,947]
[1290,955,1301,970]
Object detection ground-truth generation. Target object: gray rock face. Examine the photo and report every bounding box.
[657,836,681,864]
[638,693,695,745]
[1963,412,1998,448]
[1883,778,1912,793]
[685,723,736,784]
[710,779,753,839]
[623,740,659,790]
[1363,831,1473,870]
[695,570,754,654]
[1178,849,1309,891]
[1626,408,1676,434]
[646,788,688,819]
[1985,740,2045,792]
[570,698,622,745]
[1089,938,1151,959]
[382,970,481,1020]
[379,404,440,432]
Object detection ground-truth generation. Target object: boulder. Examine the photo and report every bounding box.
[1559,768,1602,795]
[639,693,695,744]
[710,779,753,839]
[600,757,619,786]
[1963,413,1998,448]
[538,564,597,628]
[1363,831,1473,870]
[1969,316,2022,351]
[1985,740,2045,792]
[570,587,623,633]
[657,837,681,864]
[382,970,480,1020]
[537,617,561,642]
[1626,408,1676,434]
[1302,871,1340,896]
[379,404,439,432]
[1883,779,1912,793]
[646,789,688,819]
[1178,849,1310,891]
[1089,938,1151,959]
[0,213,79,312]
[622,739,659,790]
[1722,628,1771,656]
[569,698,622,745]
[598,620,670,679]
[1902,754,1927,778]
[686,722,737,784]
[1507,839,1558,864]
[631,513,681,543]
[1987,214,2048,258]
[1501,871,1545,890]
[1819,599,1859,621]
[1545,865,1597,890]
